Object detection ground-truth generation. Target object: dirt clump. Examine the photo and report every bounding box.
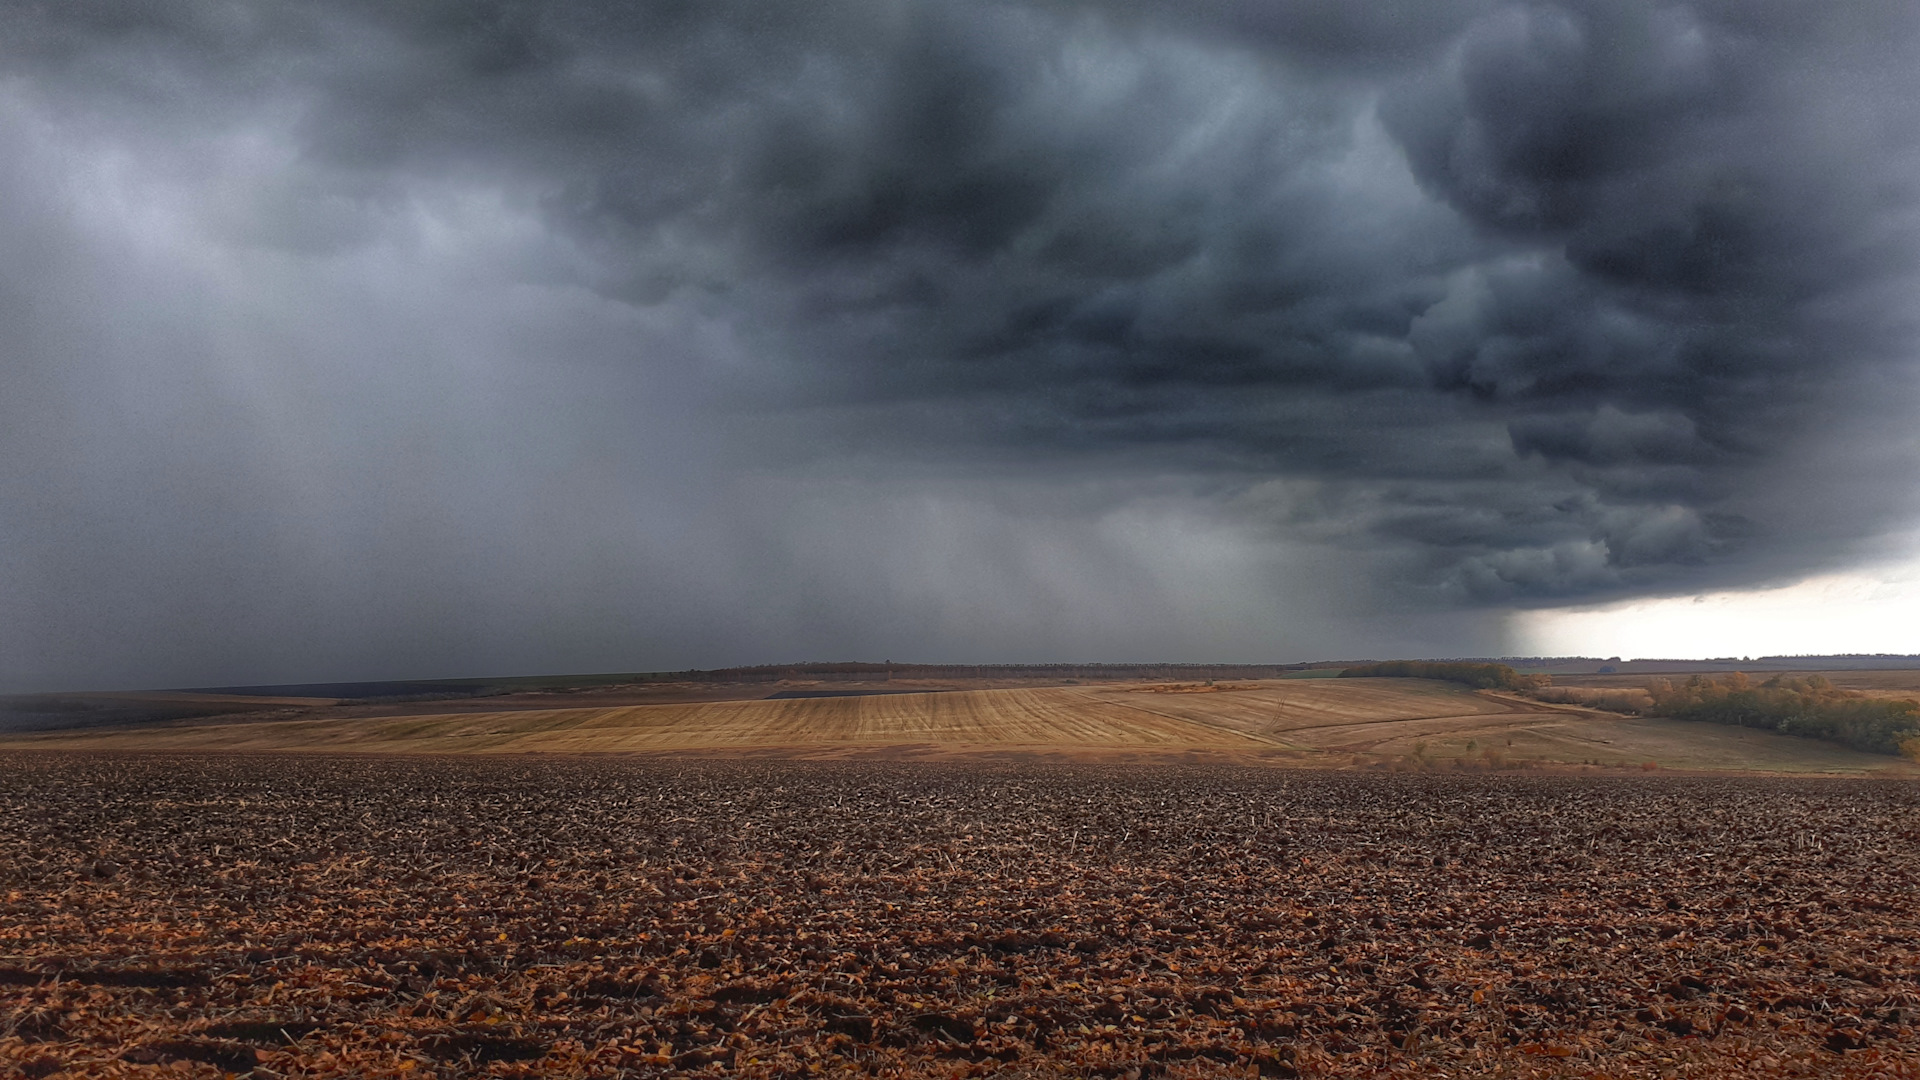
[2,752,1916,1077]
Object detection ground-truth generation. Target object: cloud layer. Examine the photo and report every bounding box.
[3,1,1918,686]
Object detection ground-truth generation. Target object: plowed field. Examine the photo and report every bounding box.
[3,753,1917,1079]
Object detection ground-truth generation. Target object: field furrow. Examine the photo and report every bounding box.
[5,755,1917,1080]
[3,677,1913,775]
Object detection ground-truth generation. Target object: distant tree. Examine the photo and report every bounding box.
[1645,674,1920,756]
[1339,661,1547,691]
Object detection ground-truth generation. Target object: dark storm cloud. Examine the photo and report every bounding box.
[2,0,1918,686]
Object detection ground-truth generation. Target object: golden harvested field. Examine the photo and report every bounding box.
[3,679,1911,775]
[0,686,1263,756]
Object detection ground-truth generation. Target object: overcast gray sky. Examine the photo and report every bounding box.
[4,1,1919,690]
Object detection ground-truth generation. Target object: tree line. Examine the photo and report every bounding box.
[1337,661,1546,691]
[1645,674,1920,757]
[1341,661,1920,758]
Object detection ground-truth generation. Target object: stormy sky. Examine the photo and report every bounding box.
[4,1,1920,690]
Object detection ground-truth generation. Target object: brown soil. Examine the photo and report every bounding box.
[2,754,1915,1078]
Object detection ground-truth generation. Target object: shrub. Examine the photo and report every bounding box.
[1645,674,1920,756]
[1530,686,1647,713]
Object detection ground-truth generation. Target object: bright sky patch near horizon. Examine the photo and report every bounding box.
[1514,556,1920,660]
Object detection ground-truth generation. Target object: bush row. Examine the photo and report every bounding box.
[1646,674,1920,756]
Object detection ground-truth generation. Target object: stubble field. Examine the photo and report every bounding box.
[3,753,1917,1079]
[3,679,1907,775]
